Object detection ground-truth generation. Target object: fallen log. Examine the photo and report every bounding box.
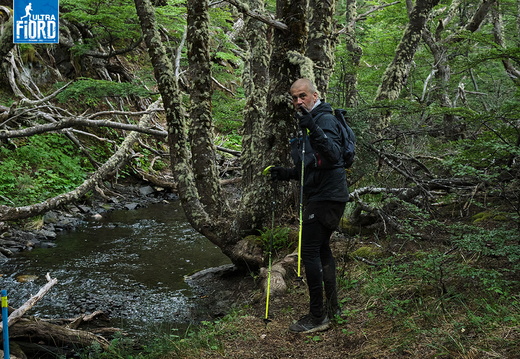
[8,317,110,350]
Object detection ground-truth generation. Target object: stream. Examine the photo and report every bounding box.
[0,200,232,335]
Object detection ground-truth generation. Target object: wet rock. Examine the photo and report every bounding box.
[43,211,60,224]
[124,203,140,210]
[36,229,57,240]
[139,185,155,196]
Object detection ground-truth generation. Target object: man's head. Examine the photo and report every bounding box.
[290,78,319,112]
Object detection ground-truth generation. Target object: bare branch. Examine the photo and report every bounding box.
[223,0,288,31]
[338,1,400,33]
[0,112,167,139]
[18,81,74,106]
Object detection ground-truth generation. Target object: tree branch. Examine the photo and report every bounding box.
[223,0,288,31]
[0,114,167,139]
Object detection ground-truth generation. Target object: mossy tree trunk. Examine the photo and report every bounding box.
[239,0,273,231]
[306,0,337,99]
[343,0,362,108]
[374,0,440,132]
[187,0,226,218]
[134,0,241,265]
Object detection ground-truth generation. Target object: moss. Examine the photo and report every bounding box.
[472,211,510,223]
[350,245,383,260]
[339,217,375,236]
[286,50,314,81]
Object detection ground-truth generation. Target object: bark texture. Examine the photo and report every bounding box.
[306,0,336,98]
[187,0,226,217]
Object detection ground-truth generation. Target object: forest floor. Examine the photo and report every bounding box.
[181,230,519,359]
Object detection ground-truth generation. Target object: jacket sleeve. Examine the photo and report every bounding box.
[308,113,343,166]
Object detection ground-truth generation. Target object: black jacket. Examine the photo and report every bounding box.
[288,101,349,203]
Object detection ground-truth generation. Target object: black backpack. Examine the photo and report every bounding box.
[334,109,356,168]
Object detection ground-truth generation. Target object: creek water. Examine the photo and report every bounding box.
[0,200,231,335]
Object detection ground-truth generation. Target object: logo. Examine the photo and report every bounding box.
[14,0,59,44]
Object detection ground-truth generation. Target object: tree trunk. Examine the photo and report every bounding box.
[421,0,498,138]
[491,2,520,87]
[306,0,336,98]
[187,0,226,218]
[241,0,271,188]
[375,0,440,131]
[133,0,223,245]
[343,0,362,108]
[239,0,273,232]
[134,0,267,271]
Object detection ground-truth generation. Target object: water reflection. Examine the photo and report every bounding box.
[1,200,230,332]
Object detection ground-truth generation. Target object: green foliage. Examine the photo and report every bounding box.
[0,135,93,206]
[154,1,188,34]
[452,226,520,271]
[56,78,152,106]
[350,243,519,354]
[18,44,38,63]
[212,90,245,134]
[60,0,141,52]
[83,332,138,359]
[257,226,293,256]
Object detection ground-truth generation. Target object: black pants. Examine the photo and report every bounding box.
[302,200,346,318]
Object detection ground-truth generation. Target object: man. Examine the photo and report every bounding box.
[269,78,349,333]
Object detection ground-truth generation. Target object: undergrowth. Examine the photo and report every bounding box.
[0,134,95,206]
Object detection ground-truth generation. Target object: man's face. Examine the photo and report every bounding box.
[290,84,317,112]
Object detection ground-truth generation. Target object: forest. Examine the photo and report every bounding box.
[0,0,518,358]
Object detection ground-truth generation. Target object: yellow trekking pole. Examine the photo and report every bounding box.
[261,166,277,324]
[297,132,306,280]
[264,198,275,324]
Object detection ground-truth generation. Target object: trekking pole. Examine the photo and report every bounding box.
[264,193,275,325]
[261,166,277,324]
[1,290,10,359]
[297,131,306,281]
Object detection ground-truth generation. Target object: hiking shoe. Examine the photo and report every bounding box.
[289,314,330,333]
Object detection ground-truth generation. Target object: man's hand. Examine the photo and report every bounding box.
[295,106,317,133]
